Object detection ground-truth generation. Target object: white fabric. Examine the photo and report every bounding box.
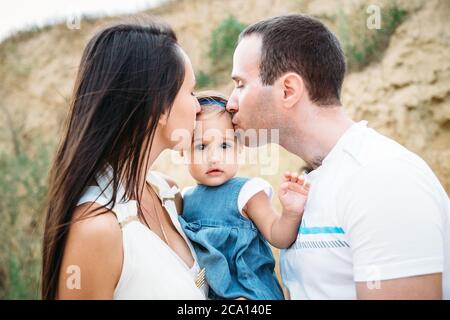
[280,121,450,300]
[237,177,273,214]
[181,177,273,215]
[76,166,207,300]
[181,186,194,198]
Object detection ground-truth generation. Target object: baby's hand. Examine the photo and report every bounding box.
[278,171,310,218]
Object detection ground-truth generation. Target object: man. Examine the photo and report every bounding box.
[226,14,449,299]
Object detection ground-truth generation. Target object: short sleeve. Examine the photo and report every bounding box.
[181,186,194,198]
[237,177,274,214]
[339,157,447,282]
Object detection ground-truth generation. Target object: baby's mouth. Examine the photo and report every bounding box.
[206,168,224,176]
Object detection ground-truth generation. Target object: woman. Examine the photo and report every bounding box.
[41,20,205,299]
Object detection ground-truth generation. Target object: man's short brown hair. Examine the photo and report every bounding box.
[240,14,346,106]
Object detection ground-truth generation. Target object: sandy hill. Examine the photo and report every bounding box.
[0,0,448,193]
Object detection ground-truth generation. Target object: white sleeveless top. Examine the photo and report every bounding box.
[76,166,207,299]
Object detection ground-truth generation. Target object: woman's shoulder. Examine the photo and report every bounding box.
[58,204,122,298]
[70,203,122,249]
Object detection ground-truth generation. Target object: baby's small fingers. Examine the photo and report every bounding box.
[279,181,290,192]
[290,172,299,183]
[300,182,311,194]
[286,181,304,193]
[296,176,305,185]
[283,171,291,181]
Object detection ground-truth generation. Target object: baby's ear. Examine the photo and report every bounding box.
[179,148,184,157]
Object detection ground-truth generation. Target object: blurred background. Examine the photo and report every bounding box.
[0,0,449,299]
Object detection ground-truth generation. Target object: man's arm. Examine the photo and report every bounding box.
[341,158,446,300]
[356,273,442,299]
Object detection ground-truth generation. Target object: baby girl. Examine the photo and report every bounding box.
[179,91,310,300]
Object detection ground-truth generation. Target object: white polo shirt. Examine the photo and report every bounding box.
[280,121,449,299]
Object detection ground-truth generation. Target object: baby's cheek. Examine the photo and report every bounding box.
[188,163,203,180]
[226,163,239,178]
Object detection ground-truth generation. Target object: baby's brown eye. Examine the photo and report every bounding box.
[222,143,232,149]
[195,144,206,151]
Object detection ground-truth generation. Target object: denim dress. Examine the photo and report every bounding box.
[178,176,284,300]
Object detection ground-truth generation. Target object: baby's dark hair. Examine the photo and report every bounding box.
[195,91,229,120]
[195,91,243,145]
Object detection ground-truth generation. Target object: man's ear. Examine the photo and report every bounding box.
[278,72,304,109]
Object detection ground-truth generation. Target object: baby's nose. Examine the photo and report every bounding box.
[208,150,221,163]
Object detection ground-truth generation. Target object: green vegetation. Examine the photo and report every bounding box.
[337,2,407,71]
[0,139,54,299]
[196,16,246,89]
[195,70,216,89]
[208,16,246,73]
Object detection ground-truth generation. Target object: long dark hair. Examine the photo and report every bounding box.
[41,20,185,299]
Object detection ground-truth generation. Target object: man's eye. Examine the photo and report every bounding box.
[233,80,243,88]
[195,144,205,151]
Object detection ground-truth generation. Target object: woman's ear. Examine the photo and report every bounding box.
[179,148,184,157]
[158,112,168,126]
[278,72,304,109]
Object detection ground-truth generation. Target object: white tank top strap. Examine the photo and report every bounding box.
[146,171,187,236]
[77,186,109,207]
[76,164,138,226]
[146,171,181,220]
[146,171,203,271]
[75,166,207,299]
[146,171,180,208]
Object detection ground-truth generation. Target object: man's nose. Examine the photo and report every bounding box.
[226,91,239,113]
